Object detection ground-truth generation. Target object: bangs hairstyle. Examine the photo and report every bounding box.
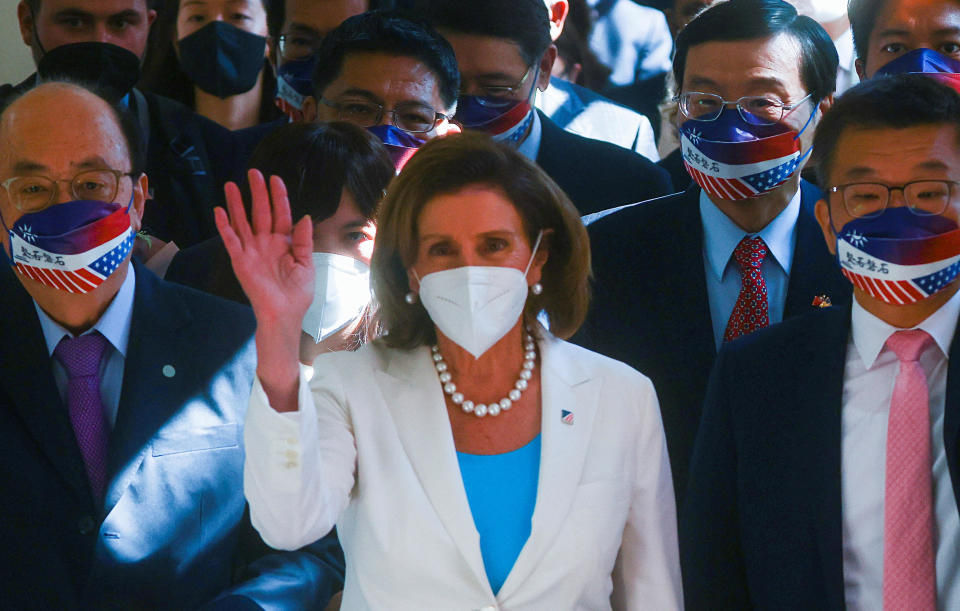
[243,121,395,222]
[674,0,839,102]
[811,73,960,190]
[372,132,591,349]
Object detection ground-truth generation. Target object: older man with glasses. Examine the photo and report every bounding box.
[574,0,851,506]
[682,71,960,611]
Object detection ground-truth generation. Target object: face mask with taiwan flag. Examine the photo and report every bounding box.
[678,105,815,201]
[874,48,960,92]
[367,125,426,172]
[3,198,135,294]
[836,207,960,305]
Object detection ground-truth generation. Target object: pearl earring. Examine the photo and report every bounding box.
[530,282,543,295]
[404,292,417,304]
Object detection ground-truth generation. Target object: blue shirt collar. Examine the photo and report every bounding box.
[699,187,802,281]
[34,264,136,357]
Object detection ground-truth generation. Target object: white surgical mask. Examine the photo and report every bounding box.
[416,232,543,358]
[301,253,371,343]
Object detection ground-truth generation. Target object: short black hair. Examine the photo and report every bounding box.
[311,10,459,109]
[812,73,960,189]
[0,81,146,179]
[418,0,552,66]
[674,0,839,102]
[244,121,395,222]
[847,0,960,61]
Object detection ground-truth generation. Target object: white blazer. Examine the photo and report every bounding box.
[244,333,682,610]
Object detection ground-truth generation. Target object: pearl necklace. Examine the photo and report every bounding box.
[431,333,537,418]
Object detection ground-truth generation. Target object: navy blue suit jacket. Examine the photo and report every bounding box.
[680,304,960,609]
[0,261,342,609]
[573,182,851,505]
[535,110,673,215]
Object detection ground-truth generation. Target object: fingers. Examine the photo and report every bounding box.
[224,181,253,245]
[215,207,243,261]
[270,175,294,236]
[249,169,272,236]
[291,214,314,266]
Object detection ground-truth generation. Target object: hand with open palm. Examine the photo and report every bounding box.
[215,169,313,412]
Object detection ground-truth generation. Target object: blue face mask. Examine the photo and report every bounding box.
[678,104,816,201]
[276,54,317,112]
[874,48,960,92]
[366,125,426,171]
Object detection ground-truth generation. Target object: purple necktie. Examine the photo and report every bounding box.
[54,332,110,502]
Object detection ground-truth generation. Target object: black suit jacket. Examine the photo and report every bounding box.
[0,261,342,609]
[574,182,851,505]
[535,110,673,215]
[680,304,960,610]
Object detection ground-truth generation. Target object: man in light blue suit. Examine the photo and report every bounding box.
[0,82,343,609]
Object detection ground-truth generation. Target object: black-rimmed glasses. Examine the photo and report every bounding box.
[828,181,960,219]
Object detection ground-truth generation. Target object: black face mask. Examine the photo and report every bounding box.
[37,42,141,104]
[177,21,267,98]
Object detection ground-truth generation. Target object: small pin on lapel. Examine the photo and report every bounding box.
[561,409,574,425]
[811,294,832,308]
[162,365,176,378]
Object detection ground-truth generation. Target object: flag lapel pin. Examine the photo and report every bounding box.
[561,409,574,425]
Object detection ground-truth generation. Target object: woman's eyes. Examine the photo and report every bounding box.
[483,237,510,253]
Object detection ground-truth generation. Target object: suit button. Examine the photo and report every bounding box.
[78,515,96,535]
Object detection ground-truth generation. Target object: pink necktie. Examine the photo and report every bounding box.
[883,329,936,611]
[723,236,770,342]
[54,332,111,502]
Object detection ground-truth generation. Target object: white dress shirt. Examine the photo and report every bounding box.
[34,265,136,427]
[700,188,801,350]
[515,109,543,162]
[841,291,960,610]
[835,28,860,95]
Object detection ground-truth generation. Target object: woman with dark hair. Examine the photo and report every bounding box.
[166,121,395,362]
[217,133,682,608]
[140,0,283,129]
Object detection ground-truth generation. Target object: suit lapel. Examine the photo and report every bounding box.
[798,307,849,609]
[106,264,194,512]
[0,265,91,503]
[497,337,600,598]
[673,187,716,358]
[943,323,960,513]
[376,345,489,590]
[784,184,847,318]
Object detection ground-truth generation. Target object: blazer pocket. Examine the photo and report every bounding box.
[152,423,240,456]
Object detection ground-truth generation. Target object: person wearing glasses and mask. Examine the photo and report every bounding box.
[419,0,673,216]
[300,10,460,171]
[0,81,345,609]
[682,73,960,611]
[575,0,851,506]
[220,132,682,609]
[274,0,370,121]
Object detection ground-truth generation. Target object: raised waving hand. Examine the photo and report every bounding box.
[215,169,313,412]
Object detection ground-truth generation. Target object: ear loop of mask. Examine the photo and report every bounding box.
[791,97,820,167]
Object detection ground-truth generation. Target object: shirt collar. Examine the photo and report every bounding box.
[851,286,960,369]
[35,264,136,358]
[516,108,542,161]
[699,186,802,281]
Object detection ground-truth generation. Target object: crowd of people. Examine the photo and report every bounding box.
[1,0,959,609]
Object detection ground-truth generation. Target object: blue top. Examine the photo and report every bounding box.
[457,434,541,594]
[699,188,801,351]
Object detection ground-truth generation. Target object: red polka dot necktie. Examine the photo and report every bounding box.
[723,236,770,342]
[54,332,110,502]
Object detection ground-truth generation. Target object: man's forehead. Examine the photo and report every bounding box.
[284,0,367,34]
[39,0,149,15]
